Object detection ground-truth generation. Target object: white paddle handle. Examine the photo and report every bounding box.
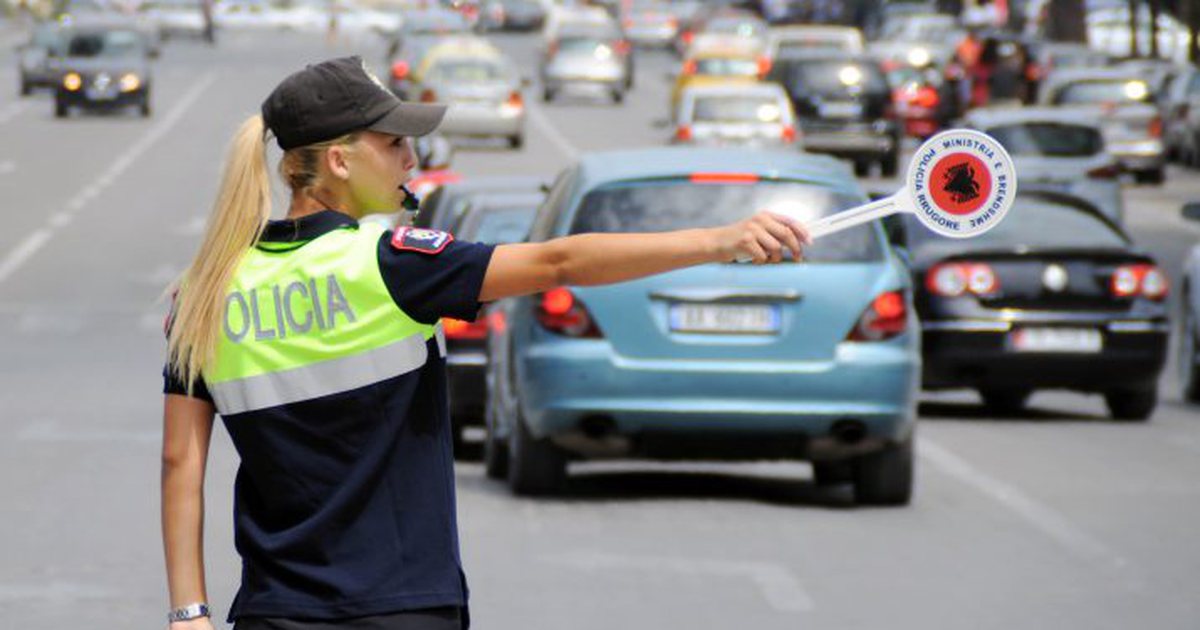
[735,195,902,262]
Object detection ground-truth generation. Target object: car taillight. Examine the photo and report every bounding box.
[506,90,524,108]
[1111,264,1169,300]
[391,60,409,80]
[681,30,693,45]
[675,124,692,141]
[1087,163,1121,179]
[847,291,908,342]
[443,317,489,340]
[420,89,437,103]
[781,124,796,142]
[913,85,939,108]
[926,262,1000,297]
[1148,116,1163,137]
[614,39,631,55]
[689,172,758,184]
[487,310,507,335]
[681,59,697,76]
[536,288,602,337]
[756,55,771,78]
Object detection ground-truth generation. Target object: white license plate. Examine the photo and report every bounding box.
[669,303,780,334]
[1010,327,1103,353]
[86,88,117,101]
[819,101,862,118]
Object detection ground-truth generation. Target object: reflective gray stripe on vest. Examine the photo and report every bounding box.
[209,333,428,415]
[434,321,447,359]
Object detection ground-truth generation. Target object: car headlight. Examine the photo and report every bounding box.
[906,47,931,67]
[62,72,82,91]
[119,73,141,92]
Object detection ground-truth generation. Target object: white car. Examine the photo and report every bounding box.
[964,106,1125,225]
[1087,5,1192,63]
[672,82,798,148]
[767,25,863,59]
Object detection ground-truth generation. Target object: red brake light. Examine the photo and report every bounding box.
[914,86,939,109]
[1149,116,1163,138]
[781,124,796,142]
[847,291,908,342]
[756,55,771,78]
[926,262,1000,297]
[682,59,697,76]
[487,310,507,335]
[506,90,524,108]
[681,30,694,45]
[689,172,759,184]
[614,39,631,55]
[420,89,437,103]
[391,60,410,80]
[442,317,488,340]
[536,288,602,337]
[1112,264,1169,300]
[675,124,692,141]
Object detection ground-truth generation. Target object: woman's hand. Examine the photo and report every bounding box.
[713,211,812,264]
[168,618,215,630]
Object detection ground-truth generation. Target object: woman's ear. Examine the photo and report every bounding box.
[326,145,351,181]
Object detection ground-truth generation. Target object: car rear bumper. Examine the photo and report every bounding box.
[922,319,1169,390]
[517,339,919,458]
[1108,139,1165,169]
[57,88,147,108]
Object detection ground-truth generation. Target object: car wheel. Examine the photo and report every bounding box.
[542,87,555,102]
[852,437,913,506]
[1180,291,1200,403]
[1104,385,1157,421]
[979,387,1031,415]
[611,89,624,104]
[507,134,523,149]
[506,408,567,496]
[812,461,852,487]
[54,99,68,119]
[139,96,151,117]
[852,158,870,177]
[1134,167,1165,185]
[483,401,509,480]
[20,78,32,97]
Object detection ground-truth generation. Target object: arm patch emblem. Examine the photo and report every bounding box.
[390,227,454,255]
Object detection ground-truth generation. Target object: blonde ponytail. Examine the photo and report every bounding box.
[167,115,271,393]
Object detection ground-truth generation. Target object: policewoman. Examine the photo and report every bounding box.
[160,56,810,630]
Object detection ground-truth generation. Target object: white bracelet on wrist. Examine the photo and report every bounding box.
[167,602,210,623]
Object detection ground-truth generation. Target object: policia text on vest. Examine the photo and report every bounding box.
[223,274,357,342]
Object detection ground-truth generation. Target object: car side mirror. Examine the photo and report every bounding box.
[1183,202,1200,222]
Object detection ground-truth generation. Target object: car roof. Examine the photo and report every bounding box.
[964,106,1103,129]
[572,147,856,194]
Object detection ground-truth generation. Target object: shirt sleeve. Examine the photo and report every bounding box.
[377,232,496,325]
[162,363,214,403]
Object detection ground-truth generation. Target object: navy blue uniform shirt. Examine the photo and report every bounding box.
[164,211,494,626]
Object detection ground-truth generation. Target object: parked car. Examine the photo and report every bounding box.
[485,147,920,505]
[671,82,798,148]
[54,23,153,118]
[1039,68,1167,184]
[964,106,1124,225]
[893,190,1169,420]
[410,36,527,148]
[768,54,900,176]
[16,21,67,96]
[541,34,631,103]
[1181,202,1200,403]
[440,195,542,455]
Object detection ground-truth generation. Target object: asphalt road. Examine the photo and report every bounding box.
[1,26,1199,630]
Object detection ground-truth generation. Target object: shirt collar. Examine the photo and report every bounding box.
[258,210,358,243]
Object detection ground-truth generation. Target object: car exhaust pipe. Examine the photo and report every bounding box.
[830,419,868,445]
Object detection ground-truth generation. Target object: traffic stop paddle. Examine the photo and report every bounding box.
[739,129,1017,261]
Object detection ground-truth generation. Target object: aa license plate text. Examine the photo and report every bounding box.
[1010,327,1103,353]
[669,304,780,334]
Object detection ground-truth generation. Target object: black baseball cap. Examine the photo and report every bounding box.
[262,56,447,151]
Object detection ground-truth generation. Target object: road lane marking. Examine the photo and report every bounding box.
[525,101,579,161]
[0,71,217,288]
[545,550,814,612]
[918,437,1124,567]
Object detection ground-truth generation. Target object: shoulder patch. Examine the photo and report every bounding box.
[390,227,454,255]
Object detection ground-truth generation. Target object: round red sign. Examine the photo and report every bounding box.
[928,152,992,216]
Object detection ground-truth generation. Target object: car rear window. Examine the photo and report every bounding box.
[1054,79,1152,105]
[907,196,1126,255]
[791,60,888,96]
[986,122,1104,157]
[694,57,759,76]
[428,58,506,82]
[460,206,538,244]
[571,179,881,262]
[558,37,609,53]
[706,18,763,38]
[692,95,786,123]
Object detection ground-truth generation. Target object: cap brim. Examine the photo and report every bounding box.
[367,102,448,138]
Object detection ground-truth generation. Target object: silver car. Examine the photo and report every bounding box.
[672,82,798,148]
[965,107,1125,225]
[414,41,527,148]
[620,0,678,48]
[541,36,630,103]
[1039,68,1166,184]
[17,22,67,96]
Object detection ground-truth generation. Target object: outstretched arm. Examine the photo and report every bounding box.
[479,211,809,303]
[162,394,217,630]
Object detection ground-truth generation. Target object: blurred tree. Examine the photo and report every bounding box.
[1045,0,1087,42]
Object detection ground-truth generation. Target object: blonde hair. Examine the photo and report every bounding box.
[166,115,361,393]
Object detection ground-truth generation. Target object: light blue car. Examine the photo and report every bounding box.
[484,147,920,505]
